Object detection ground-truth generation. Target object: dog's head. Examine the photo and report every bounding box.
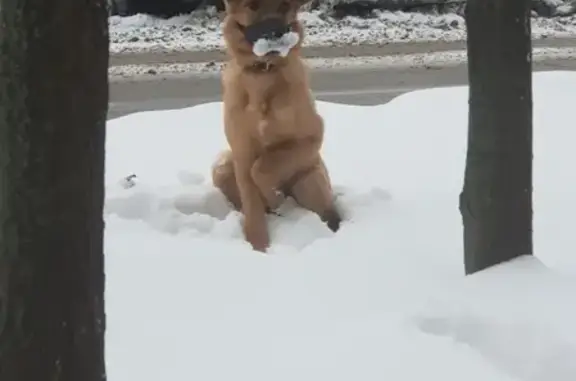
[223,0,309,61]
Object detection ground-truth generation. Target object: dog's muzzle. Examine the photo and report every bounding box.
[244,18,290,44]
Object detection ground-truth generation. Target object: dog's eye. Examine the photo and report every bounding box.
[278,1,290,12]
[248,0,259,11]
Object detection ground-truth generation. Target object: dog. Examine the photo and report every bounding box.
[211,0,341,252]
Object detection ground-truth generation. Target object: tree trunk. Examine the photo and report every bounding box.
[0,1,109,380]
[460,0,533,275]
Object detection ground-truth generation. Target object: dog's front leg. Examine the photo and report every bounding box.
[234,158,270,252]
[251,136,322,207]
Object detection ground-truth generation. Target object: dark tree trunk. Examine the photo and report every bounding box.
[460,0,533,275]
[0,1,109,380]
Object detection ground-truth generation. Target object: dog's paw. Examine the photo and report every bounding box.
[322,208,342,233]
[243,218,270,253]
[247,233,270,253]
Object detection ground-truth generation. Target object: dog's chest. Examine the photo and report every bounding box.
[254,104,296,146]
[242,81,297,146]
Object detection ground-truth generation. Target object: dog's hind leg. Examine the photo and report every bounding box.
[287,160,341,232]
[212,150,242,211]
[251,136,322,208]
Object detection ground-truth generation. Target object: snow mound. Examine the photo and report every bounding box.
[412,256,576,381]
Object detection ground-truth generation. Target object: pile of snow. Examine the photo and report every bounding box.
[539,0,576,16]
[414,256,576,381]
[109,8,576,53]
[105,71,576,380]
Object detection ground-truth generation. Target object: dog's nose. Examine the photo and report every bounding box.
[270,28,286,39]
[244,18,289,44]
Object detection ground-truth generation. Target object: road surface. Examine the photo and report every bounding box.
[108,57,576,120]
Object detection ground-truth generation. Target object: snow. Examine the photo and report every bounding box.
[414,256,576,381]
[557,3,576,16]
[105,71,576,381]
[108,46,576,78]
[252,31,300,58]
[109,8,576,53]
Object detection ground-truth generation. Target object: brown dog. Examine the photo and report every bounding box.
[211,0,341,252]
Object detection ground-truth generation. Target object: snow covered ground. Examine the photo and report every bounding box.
[109,46,576,78]
[109,8,576,53]
[105,70,576,380]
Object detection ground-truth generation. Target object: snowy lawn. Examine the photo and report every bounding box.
[105,71,576,381]
[109,9,576,53]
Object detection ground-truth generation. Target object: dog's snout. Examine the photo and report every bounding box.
[244,18,290,44]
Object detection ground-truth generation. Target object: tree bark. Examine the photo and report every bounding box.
[0,1,109,380]
[460,0,533,275]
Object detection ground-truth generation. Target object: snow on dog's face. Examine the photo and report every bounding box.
[252,31,300,58]
[223,0,309,57]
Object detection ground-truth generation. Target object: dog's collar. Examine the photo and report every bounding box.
[245,60,276,74]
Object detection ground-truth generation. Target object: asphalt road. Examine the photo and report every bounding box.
[108,57,576,120]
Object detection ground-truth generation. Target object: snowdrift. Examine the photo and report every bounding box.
[104,71,576,380]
